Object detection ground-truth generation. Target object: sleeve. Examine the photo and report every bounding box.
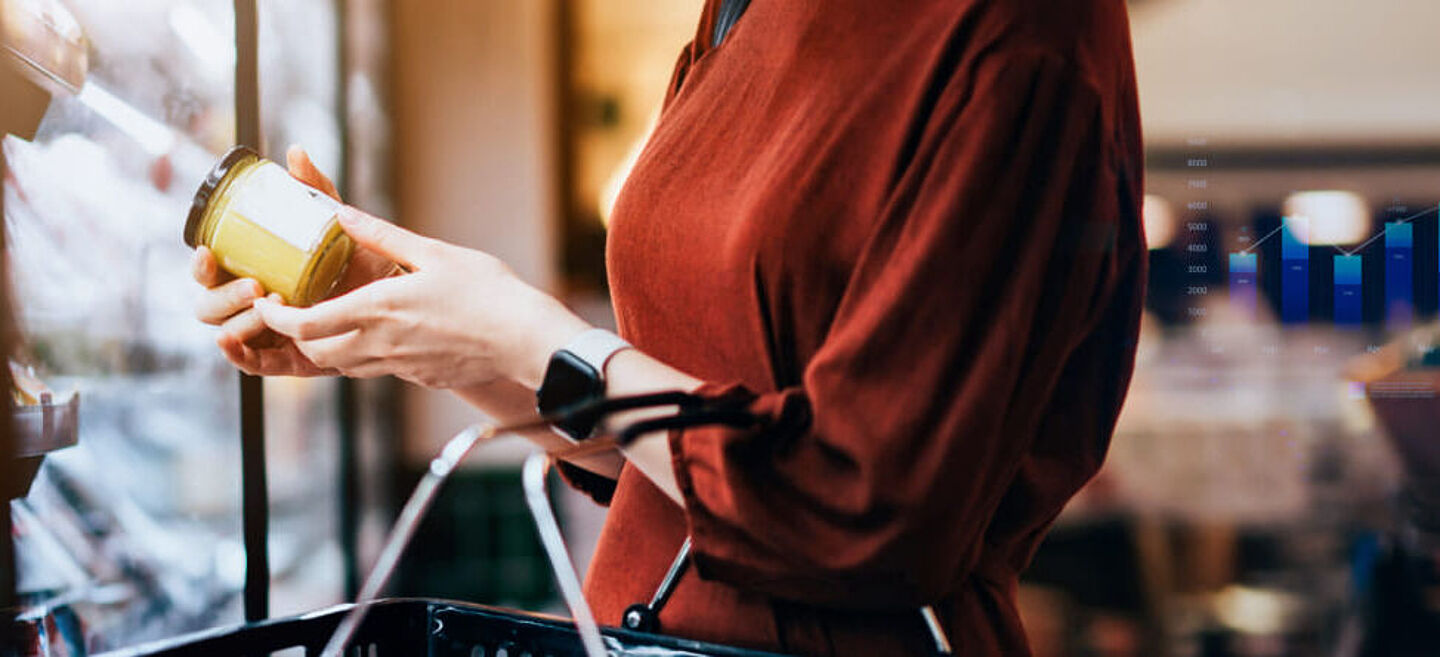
[668,54,1137,607]
[556,460,618,505]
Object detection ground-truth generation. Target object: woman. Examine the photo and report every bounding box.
[194,0,1145,654]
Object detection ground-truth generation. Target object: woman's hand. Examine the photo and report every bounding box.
[251,207,592,390]
[192,146,396,376]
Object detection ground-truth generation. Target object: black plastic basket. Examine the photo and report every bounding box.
[97,598,789,657]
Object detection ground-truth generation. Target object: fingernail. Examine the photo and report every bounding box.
[336,209,361,228]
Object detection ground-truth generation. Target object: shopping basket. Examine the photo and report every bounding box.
[97,398,952,657]
[96,597,786,657]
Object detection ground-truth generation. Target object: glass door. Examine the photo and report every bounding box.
[5,0,244,650]
[4,0,354,649]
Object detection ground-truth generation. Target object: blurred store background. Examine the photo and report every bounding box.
[4,0,1440,655]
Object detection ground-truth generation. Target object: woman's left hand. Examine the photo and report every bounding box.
[251,207,591,390]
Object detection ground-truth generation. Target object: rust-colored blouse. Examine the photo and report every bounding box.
[573,1,1145,654]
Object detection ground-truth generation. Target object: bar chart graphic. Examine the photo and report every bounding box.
[1386,222,1414,326]
[1333,254,1362,325]
[1226,205,1439,326]
[1280,217,1309,323]
[1229,252,1258,318]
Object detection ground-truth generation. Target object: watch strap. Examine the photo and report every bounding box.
[537,329,632,440]
[562,328,632,376]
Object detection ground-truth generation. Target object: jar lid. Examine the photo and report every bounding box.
[184,145,260,248]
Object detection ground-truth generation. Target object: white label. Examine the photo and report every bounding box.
[230,162,339,251]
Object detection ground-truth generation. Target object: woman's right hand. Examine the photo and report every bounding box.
[192,146,396,376]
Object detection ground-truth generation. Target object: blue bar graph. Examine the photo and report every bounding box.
[1229,252,1258,318]
[1333,254,1362,325]
[1386,222,1414,327]
[1280,217,1309,323]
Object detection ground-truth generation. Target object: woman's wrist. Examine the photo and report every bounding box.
[449,377,626,480]
[496,291,701,505]
[601,348,704,505]
[511,294,593,390]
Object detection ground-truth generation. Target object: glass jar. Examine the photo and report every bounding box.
[184,146,354,306]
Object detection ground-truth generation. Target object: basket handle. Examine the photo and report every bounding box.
[523,452,609,657]
[921,605,954,655]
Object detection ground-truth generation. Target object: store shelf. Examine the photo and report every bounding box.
[14,389,78,458]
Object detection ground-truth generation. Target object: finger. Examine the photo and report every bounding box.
[335,206,441,270]
[357,245,408,279]
[254,292,368,341]
[191,246,233,288]
[219,307,275,345]
[285,145,341,201]
[217,332,264,375]
[336,359,397,380]
[218,332,337,377]
[252,342,339,377]
[196,277,265,325]
[334,245,403,295]
[293,329,365,370]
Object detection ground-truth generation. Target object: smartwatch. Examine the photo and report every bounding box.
[536,328,632,440]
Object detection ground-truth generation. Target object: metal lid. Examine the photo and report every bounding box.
[184,145,259,248]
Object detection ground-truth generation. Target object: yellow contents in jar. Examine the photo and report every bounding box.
[186,147,355,306]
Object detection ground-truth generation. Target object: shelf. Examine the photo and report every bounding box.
[14,389,78,458]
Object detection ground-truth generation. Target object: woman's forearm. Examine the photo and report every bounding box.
[486,314,702,505]
[509,336,700,506]
[452,306,702,505]
[594,348,705,506]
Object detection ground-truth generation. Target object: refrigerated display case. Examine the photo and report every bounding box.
[6,0,244,650]
[2,0,364,650]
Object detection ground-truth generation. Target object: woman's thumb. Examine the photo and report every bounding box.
[336,206,435,269]
[285,146,341,201]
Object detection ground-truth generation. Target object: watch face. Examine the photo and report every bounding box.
[537,350,605,439]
